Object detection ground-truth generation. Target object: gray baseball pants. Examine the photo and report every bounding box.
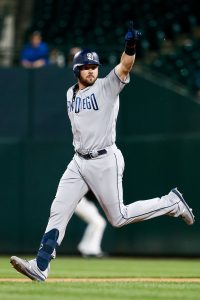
[45,144,178,245]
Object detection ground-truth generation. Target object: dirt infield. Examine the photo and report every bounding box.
[0,278,200,283]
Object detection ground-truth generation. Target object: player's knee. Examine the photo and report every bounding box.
[92,217,106,232]
[109,213,129,227]
[112,222,123,228]
[98,216,107,230]
[109,219,124,228]
[50,200,66,216]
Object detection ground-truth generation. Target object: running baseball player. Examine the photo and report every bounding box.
[10,22,195,281]
[75,194,106,257]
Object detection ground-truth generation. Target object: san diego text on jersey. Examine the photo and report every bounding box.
[67,93,99,113]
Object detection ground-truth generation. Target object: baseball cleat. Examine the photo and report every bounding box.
[171,188,195,225]
[10,256,49,282]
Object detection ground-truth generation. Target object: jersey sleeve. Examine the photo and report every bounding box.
[101,68,130,100]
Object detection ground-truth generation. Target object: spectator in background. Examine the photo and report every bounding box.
[49,47,82,68]
[67,47,82,66]
[20,31,49,68]
[49,48,66,68]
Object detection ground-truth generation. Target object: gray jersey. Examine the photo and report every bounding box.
[66,68,130,152]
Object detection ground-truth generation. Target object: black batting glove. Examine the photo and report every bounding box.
[125,21,142,55]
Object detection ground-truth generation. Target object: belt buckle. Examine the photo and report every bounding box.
[89,150,98,158]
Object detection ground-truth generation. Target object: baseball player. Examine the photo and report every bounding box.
[75,194,106,257]
[10,22,195,281]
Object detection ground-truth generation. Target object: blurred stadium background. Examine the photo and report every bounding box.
[0,0,200,257]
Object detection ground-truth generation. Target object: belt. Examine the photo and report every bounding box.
[77,149,107,159]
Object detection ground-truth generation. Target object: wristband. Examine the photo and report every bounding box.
[125,43,136,55]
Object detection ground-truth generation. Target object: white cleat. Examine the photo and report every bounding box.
[171,188,195,225]
[10,256,49,282]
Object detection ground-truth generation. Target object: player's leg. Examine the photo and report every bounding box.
[11,157,89,281]
[85,147,194,227]
[37,158,89,270]
[75,196,106,256]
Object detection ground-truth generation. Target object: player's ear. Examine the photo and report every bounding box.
[73,67,80,78]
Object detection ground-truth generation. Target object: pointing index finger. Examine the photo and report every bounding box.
[129,20,134,31]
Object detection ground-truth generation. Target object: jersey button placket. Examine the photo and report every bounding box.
[74,110,82,149]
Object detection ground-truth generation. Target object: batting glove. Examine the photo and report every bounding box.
[125,21,142,55]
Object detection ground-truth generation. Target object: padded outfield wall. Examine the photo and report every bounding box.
[0,66,200,256]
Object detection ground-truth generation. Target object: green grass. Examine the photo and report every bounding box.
[1,282,200,300]
[0,256,200,300]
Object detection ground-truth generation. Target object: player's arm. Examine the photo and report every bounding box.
[115,21,141,81]
[115,52,135,81]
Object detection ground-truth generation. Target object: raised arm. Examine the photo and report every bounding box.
[115,21,141,81]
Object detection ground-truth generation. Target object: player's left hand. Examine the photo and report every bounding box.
[125,21,142,42]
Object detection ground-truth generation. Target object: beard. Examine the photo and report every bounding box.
[79,74,97,86]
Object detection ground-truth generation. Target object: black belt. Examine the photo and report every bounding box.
[77,149,107,159]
